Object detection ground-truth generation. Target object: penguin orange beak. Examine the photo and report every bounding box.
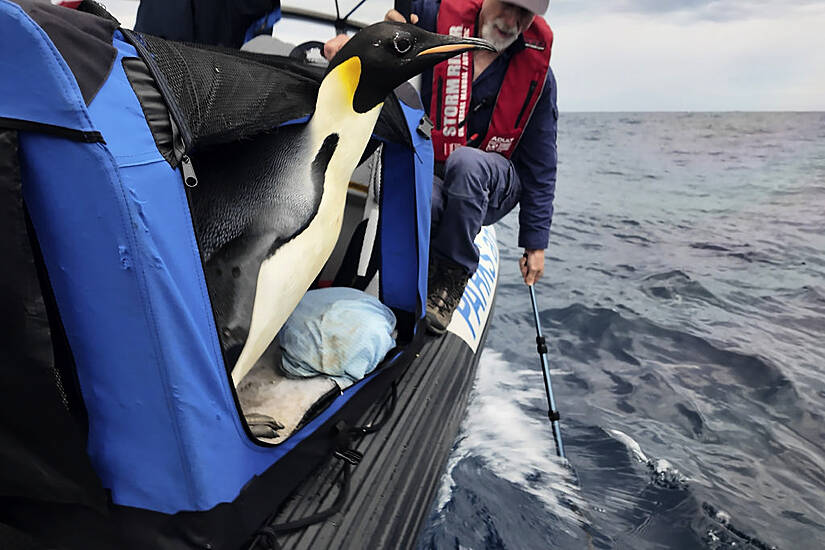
[417,37,496,57]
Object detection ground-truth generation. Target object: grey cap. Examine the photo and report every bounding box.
[505,0,549,15]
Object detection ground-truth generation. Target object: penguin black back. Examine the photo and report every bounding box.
[190,126,338,356]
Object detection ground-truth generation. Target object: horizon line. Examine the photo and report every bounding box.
[558,110,825,114]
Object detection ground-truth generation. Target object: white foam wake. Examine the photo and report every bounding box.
[435,350,585,527]
[608,429,688,487]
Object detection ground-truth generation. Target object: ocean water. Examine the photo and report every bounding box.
[418,112,825,549]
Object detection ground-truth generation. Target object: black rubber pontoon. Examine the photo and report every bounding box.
[260,327,493,549]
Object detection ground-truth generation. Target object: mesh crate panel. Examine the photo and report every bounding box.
[137,33,321,149]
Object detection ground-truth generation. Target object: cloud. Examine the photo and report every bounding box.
[550,8,825,110]
[551,0,825,22]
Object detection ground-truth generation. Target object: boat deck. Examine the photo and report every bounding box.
[268,328,491,549]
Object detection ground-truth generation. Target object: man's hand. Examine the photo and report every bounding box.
[323,10,419,61]
[323,34,351,61]
[384,9,419,24]
[519,249,545,285]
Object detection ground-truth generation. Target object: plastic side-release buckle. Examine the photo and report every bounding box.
[417,115,434,140]
[334,448,363,466]
[333,420,364,466]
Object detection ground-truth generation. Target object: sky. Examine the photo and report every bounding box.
[547,0,825,111]
[106,0,825,111]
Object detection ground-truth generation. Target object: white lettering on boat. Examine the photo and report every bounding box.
[447,226,499,352]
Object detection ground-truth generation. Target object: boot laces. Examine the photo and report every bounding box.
[430,265,469,313]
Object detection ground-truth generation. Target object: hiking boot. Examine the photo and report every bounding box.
[425,258,471,335]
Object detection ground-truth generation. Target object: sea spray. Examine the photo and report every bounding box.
[434,350,585,528]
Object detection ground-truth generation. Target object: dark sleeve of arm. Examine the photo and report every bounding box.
[135,0,280,48]
[411,0,438,31]
[410,0,439,110]
[513,67,557,250]
[135,0,195,41]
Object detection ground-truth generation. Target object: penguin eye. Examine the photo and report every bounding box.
[393,33,412,55]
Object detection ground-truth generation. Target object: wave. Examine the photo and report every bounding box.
[613,232,654,245]
[545,303,798,407]
[787,285,825,306]
[603,429,779,550]
[434,351,584,519]
[726,250,781,265]
[690,242,732,252]
[420,351,587,549]
[689,243,781,265]
[608,429,688,489]
[640,269,725,306]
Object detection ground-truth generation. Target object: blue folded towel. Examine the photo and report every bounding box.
[279,287,396,388]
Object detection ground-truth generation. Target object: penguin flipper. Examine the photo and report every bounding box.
[190,128,341,372]
[229,133,342,383]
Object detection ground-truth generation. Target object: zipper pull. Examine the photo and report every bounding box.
[181,155,198,188]
[458,98,490,129]
[473,97,490,113]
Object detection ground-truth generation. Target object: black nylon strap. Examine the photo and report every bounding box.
[245,380,400,549]
[0,117,103,144]
[246,464,352,549]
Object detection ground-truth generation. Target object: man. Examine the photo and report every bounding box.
[332,0,558,335]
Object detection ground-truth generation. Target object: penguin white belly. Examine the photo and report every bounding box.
[230,190,343,386]
[230,104,380,386]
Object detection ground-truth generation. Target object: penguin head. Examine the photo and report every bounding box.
[326,22,495,114]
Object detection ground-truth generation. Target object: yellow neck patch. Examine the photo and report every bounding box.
[331,56,362,106]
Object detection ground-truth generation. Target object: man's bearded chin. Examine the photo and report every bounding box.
[480,18,520,51]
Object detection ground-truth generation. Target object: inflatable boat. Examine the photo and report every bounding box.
[0,1,497,548]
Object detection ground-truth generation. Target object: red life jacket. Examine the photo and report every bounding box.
[431,0,553,161]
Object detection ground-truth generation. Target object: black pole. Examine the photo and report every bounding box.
[528,285,565,458]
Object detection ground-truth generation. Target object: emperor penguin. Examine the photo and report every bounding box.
[187,23,495,386]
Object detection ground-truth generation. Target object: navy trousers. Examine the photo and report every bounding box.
[430,147,521,274]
